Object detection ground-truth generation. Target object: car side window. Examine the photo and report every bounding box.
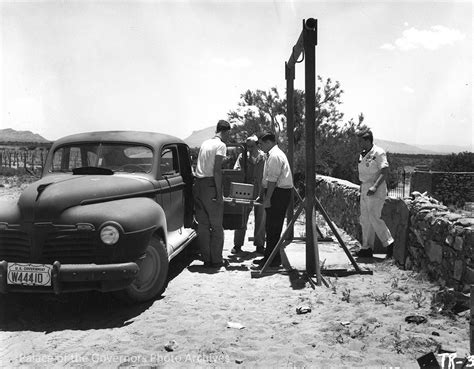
[52,146,83,171]
[160,146,180,176]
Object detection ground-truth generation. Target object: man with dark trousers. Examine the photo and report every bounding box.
[193,120,231,268]
[253,132,293,268]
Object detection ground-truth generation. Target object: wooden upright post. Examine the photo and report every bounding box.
[285,62,295,240]
[303,19,318,275]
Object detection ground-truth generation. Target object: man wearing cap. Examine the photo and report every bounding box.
[253,132,293,268]
[231,135,266,255]
[355,129,394,258]
[194,120,231,268]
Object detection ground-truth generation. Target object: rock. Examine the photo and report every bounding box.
[227,321,245,329]
[164,340,178,352]
[296,306,311,315]
[446,213,463,222]
[454,218,474,227]
[453,236,463,251]
[453,260,464,281]
[424,241,443,264]
[464,266,474,284]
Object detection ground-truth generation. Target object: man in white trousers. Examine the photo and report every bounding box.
[355,129,394,258]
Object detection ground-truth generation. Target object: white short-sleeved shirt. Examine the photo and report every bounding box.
[358,144,389,184]
[195,136,227,178]
[262,145,293,189]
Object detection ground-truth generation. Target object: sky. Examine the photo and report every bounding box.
[0,0,472,150]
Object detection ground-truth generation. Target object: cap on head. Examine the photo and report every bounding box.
[259,131,276,142]
[357,129,373,143]
[216,120,231,133]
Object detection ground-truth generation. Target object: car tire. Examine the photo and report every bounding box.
[121,236,169,303]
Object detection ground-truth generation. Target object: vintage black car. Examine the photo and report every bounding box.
[0,131,247,302]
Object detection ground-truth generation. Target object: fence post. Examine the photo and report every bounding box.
[470,284,474,355]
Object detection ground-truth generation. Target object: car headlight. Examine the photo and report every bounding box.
[100,224,120,245]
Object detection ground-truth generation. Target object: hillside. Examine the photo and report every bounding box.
[0,128,50,144]
[375,139,437,155]
[183,126,216,148]
[183,125,462,155]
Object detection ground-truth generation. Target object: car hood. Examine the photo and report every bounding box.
[18,174,155,222]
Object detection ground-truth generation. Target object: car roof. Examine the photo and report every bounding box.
[52,131,186,150]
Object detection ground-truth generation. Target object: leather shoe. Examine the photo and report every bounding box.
[355,248,373,258]
[231,246,242,254]
[252,258,266,266]
[255,246,265,255]
[211,260,229,268]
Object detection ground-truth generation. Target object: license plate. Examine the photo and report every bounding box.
[7,263,53,286]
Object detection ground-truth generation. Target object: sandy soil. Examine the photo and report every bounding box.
[0,183,470,368]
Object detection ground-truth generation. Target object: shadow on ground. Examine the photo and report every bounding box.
[0,251,197,333]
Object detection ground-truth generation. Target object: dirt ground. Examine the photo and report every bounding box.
[0,183,470,368]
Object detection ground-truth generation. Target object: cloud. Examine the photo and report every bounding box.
[381,25,465,51]
[402,86,415,94]
[211,57,252,68]
[380,43,395,51]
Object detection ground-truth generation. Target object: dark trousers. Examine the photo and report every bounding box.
[264,187,291,265]
[193,177,224,264]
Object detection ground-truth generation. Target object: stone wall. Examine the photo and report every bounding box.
[315,175,474,291]
[410,171,474,207]
[405,193,474,292]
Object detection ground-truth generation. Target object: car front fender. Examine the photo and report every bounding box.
[0,200,22,225]
[60,197,167,241]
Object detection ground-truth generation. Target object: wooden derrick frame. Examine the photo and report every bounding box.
[251,18,372,284]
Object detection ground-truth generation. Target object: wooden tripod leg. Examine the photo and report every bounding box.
[313,195,361,272]
[259,200,305,274]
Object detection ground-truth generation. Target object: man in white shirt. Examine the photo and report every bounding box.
[355,129,394,259]
[253,132,293,268]
[194,120,231,268]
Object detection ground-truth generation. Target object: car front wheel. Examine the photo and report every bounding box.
[122,236,169,303]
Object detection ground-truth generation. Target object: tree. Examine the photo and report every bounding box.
[227,87,286,143]
[227,77,369,185]
[431,151,474,172]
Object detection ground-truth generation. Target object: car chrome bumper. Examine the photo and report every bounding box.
[0,260,139,294]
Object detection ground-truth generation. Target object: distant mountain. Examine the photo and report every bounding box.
[414,144,472,154]
[0,128,50,144]
[375,139,438,155]
[183,126,216,148]
[183,125,454,155]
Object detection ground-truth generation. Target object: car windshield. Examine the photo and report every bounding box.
[50,143,154,173]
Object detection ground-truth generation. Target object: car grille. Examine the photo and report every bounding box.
[0,229,30,262]
[0,224,97,263]
[40,228,96,263]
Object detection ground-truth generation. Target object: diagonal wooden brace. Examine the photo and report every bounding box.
[313,195,361,272]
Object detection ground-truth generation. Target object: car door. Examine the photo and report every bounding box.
[158,145,195,256]
[222,144,247,229]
